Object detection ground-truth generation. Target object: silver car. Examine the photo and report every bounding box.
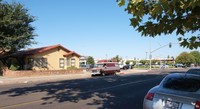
[143,73,200,109]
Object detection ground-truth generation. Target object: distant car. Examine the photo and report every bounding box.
[186,68,200,76]
[119,64,129,70]
[160,64,169,69]
[143,73,200,109]
[174,63,185,68]
[80,64,94,71]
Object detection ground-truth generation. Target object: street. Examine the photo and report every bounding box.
[0,73,165,109]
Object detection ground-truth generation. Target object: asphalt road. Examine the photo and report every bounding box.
[0,73,165,109]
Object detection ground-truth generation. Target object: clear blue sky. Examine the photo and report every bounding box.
[5,0,200,60]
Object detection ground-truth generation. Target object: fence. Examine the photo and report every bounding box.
[1,68,83,77]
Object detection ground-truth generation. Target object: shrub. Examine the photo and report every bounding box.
[9,63,20,71]
[67,66,78,70]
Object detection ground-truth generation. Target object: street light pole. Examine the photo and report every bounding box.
[149,43,173,70]
[149,53,152,70]
[145,52,148,60]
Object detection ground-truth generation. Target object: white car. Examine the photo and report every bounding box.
[143,73,200,109]
[118,64,129,69]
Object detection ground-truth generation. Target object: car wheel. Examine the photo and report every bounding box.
[114,71,117,75]
[101,72,105,76]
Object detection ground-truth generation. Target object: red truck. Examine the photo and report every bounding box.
[90,62,120,76]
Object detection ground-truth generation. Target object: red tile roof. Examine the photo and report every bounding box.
[63,51,81,57]
[10,44,73,57]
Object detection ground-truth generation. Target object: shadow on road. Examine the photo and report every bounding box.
[0,72,177,109]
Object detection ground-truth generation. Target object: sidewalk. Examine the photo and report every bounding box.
[0,72,91,85]
[0,69,150,85]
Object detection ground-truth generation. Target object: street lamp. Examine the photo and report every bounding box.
[146,52,148,60]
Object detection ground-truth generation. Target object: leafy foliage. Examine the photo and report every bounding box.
[125,60,130,64]
[139,59,148,65]
[190,51,200,66]
[0,1,36,54]
[111,55,122,62]
[86,56,95,65]
[67,66,78,70]
[117,0,200,49]
[7,58,20,70]
[175,52,195,66]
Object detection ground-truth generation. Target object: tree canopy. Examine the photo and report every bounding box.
[111,55,122,62]
[175,52,195,66]
[117,0,200,49]
[86,56,95,65]
[0,1,36,55]
[190,51,200,66]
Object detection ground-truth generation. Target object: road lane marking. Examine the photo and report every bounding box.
[0,100,43,109]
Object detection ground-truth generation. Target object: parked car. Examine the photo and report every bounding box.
[90,62,120,76]
[186,68,200,76]
[119,64,129,70]
[80,64,94,71]
[174,63,185,68]
[143,73,200,109]
[160,64,169,69]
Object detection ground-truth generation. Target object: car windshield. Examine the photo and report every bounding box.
[94,64,103,68]
[163,76,200,92]
[186,69,200,76]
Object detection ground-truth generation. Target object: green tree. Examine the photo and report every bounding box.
[130,60,136,66]
[0,1,36,55]
[190,51,200,66]
[86,56,95,65]
[140,60,148,65]
[111,55,122,62]
[175,52,195,66]
[117,0,200,49]
[125,60,130,65]
[151,60,158,65]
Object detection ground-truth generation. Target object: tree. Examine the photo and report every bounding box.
[86,56,95,65]
[0,1,36,55]
[130,60,136,66]
[175,52,195,66]
[111,55,122,62]
[140,60,148,65]
[190,51,200,66]
[117,0,200,49]
[125,60,130,65]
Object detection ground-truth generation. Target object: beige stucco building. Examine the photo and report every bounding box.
[9,44,81,70]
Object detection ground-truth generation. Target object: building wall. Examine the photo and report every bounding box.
[25,47,80,70]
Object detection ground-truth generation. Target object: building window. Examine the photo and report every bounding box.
[59,58,65,68]
[66,58,70,66]
[41,58,47,68]
[71,58,75,66]
[36,58,47,68]
[28,58,34,67]
[28,58,47,68]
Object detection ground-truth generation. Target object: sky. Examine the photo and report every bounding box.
[5,0,200,60]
